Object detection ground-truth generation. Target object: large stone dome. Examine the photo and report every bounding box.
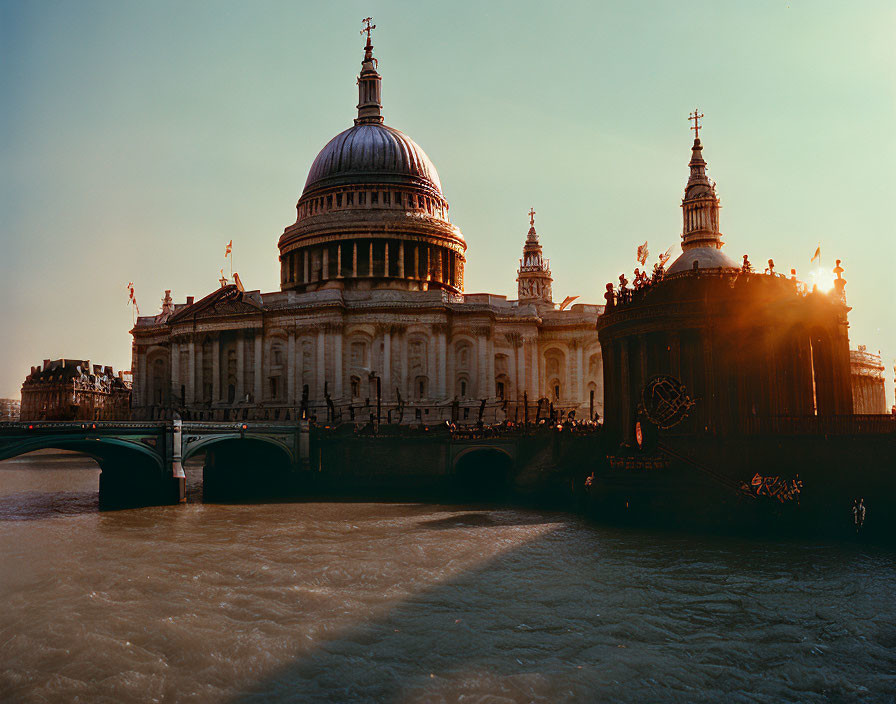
[278,35,466,295]
[303,124,443,196]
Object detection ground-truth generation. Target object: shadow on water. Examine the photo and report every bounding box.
[225,516,896,704]
[416,510,570,530]
[0,490,98,521]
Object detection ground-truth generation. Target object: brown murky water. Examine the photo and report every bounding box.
[1,452,894,703]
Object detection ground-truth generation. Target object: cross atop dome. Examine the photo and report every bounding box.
[689,108,704,141]
[528,208,536,227]
[360,16,376,43]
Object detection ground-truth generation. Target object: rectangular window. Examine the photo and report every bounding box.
[359,192,366,205]
[383,191,390,205]
[347,192,354,206]
[371,191,378,205]
[336,193,342,207]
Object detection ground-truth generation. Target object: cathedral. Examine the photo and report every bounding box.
[130,29,604,424]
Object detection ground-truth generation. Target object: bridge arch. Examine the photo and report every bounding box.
[453,446,515,501]
[182,434,294,464]
[0,436,170,509]
[186,435,295,502]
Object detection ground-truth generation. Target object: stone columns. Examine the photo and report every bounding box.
[384,242,389,277]
[400,328,409,399]
[446,337,456,398]
[398,241,404,278]
[352,242,358,277]
[195,341,204,403]
[436,326,447,399]
[486,334,495,400]
[427,333,437,399]
[287,329,296,404]
[212,336,220,403]
[517,343,526,398]
[303,250,309,284]
[576,343,585,407]
[170,340,180,404]
[254,333,262,404]
[235,334,245,402]
[477,334,488,398]
[186,339,196,405]
[137,346,147,408]
[620,338,632,442]
[382,327,392,401]
[530,340,540,399]
[322,248,329,280]
[333,327,343,399]
[316,328,326,399]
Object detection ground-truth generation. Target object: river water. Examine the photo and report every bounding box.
[1,452,894,703]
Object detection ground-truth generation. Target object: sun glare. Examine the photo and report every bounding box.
[808,267,836,293]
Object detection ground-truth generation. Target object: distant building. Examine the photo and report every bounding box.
[21,359,131,421]
[0,398,20,422]
[850,346,886,414]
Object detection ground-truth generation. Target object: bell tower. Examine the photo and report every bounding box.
[517,209,553,304]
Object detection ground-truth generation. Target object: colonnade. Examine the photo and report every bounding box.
[280,239,463,292]
[134,324,603,420]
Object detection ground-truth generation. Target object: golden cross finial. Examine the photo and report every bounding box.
[361,17,376,41]
[528,208,536,226]
[689,108,704,140]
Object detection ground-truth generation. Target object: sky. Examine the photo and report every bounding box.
[1,0,894,401]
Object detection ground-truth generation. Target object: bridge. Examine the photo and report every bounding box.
[0,420,309,508]
[0,420,597,508]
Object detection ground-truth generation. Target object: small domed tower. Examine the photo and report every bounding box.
[517,209,553,304]
[667,111,737,274]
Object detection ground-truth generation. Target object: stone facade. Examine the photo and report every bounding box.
[21,359,131,421]
[130,36,604,425]
[850,346,887,414]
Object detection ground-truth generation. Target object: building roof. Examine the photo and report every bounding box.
[303,123,443,196]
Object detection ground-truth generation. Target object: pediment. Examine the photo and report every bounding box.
[169,286,263,322]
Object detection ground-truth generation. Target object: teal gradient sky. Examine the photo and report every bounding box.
[2,0,894,401]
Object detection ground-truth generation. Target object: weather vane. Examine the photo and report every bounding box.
[528,208,536,226]
[361,17,376,42]
[689,108,704,140]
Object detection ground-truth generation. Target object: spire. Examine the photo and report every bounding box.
[355,17,383,125]
[681,109,723,251]
[517,208,553,303]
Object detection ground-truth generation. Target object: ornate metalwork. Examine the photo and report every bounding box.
[641,375,695,429]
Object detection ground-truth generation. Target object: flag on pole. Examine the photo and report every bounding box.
[636,242,649,266]
[126,282,139,315]
[225,240,233,258]
[810,245,820,263]
[559,295,579,311]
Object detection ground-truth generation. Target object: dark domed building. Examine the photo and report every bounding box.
[598,129,853,447]
[130,29,604,424]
